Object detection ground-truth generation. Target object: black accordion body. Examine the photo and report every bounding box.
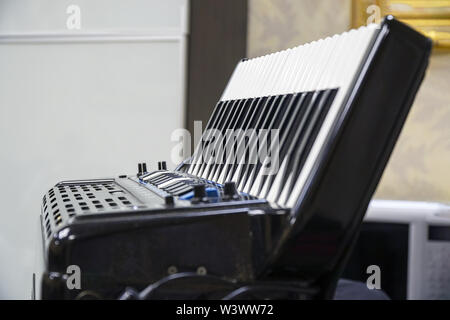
[35,17,431,299]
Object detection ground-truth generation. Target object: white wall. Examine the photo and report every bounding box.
[0,0,188,299]
[0,0,187,33]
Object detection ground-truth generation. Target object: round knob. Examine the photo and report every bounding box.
[223,182,239,200]
[164,195,174,206]
[137,163,145,176]
[193,184,206,199]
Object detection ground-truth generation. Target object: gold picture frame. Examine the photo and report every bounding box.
[351,0,450,48]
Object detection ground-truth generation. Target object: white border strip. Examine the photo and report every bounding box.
[0,32,184,44]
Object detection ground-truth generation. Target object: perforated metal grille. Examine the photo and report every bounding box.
[41,180,144,238]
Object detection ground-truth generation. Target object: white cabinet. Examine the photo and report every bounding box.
[0,0,188,298]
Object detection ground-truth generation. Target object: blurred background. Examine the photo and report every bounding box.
[0,0,448,299]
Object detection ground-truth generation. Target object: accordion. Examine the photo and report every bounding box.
[35,16,431,299]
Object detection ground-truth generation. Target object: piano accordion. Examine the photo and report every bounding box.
[36,17,431,299]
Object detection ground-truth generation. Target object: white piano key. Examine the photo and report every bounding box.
[141,171,172,181]
[198,24,381,206]
[276,37,342,204]
[265,27,379,204]
[245,53,297,194]
[249,56,265,99]
[283,46,304,95]
[220,25,378,103]
[285,26,378,208]
[221,61,243,101]
[157,178,193,189]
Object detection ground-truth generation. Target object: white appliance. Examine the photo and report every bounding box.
[344,200,450,300]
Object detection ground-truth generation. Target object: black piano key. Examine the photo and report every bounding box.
[275,89,337,203]
[200,97,246,178]
[256,92,311,197]
[206,98,250,180]
[241,94,292,192]
[152,176,173,185]
[189,101,226,174]
[268,91,322,201]
[226,95,274,186]
[195,99,238,177]
[173,187,194,196]
[163,181,189,192]
[284,89,338,198]
[252,93,298,192]
[209,97,255,181]
[150,172,180,184]
[193,99,234,173]
[219,96,263,182]
[243,94,294,194]
[238,94,287,190]
[167,184,191,194]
